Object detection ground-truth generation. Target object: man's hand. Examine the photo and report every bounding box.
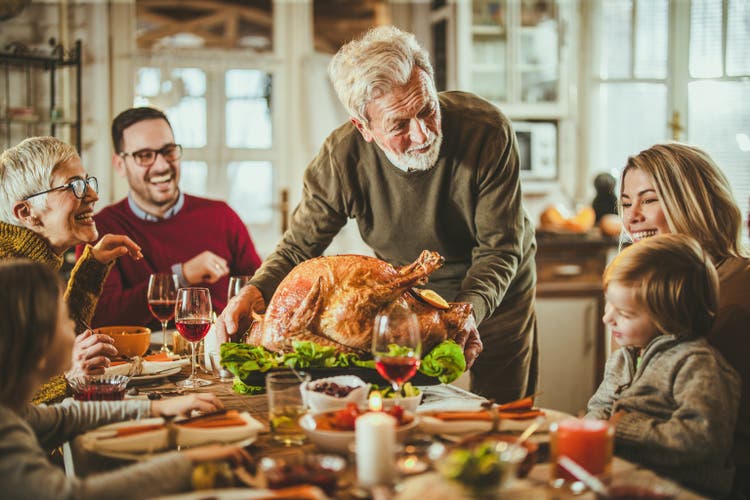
[183,250,229,285]
[91,234,143,264]
[463,315,483,370]
[215,284,266,343]
[66,330,118,377]
[151,393,224,417]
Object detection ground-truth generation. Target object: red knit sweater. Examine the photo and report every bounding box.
[79,195,261,328]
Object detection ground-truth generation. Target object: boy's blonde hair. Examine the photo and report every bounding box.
[604,234,718,339]
[621,142,747,261]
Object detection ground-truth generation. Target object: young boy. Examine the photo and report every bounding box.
[586,234,740,498]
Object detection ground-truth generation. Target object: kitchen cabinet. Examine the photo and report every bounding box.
[454,0,572,117]
[534,233,617,416]
[0,39,82,151]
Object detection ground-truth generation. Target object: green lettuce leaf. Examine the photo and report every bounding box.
[220,343,280,379]
[418,340,466,383]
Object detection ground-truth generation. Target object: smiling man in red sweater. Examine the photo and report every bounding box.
[80,107,261,329]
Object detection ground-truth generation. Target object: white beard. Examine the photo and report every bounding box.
[384,132,443,172]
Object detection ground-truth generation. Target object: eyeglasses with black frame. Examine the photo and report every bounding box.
[119,144,183,168]
[23,176,99,201]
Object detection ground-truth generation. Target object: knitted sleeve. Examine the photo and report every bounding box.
[585,349,628,420]
[66,244,113,331]
[615,351,741,466]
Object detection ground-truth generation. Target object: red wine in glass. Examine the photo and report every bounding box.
[147,273,179,354]
[175,318,211,342]
[375,356,420,386]
[372,301,421,400]
[148,299,176,322]
[175,287,213,388]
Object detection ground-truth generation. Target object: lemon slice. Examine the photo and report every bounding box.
[412,288,450,310]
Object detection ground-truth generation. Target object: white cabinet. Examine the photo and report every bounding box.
[535,296,599,416]
[454,0,573,117]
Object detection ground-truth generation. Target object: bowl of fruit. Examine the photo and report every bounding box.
[299,403,419,453]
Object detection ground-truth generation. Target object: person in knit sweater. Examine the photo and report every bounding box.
[0,137,143,403]
[586,234,740,498]
[216,26,537,403]
[82,107,261,329]
[0,260,251,500]
[619,142,750,498]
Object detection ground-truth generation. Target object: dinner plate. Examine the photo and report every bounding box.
[154,488,274,500]
[128,365,182,384]
[79,412,264,461]
[417,408,572,437]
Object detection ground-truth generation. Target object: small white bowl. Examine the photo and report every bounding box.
[301,375,370,413]
[381,393,423,413]
[299,411,419,454]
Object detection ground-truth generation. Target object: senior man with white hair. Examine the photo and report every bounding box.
[0,136,142,403]
[217,26,538,402]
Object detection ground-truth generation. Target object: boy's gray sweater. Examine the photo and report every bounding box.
[587,335,740,497]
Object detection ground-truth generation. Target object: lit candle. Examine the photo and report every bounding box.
[355,409,395,487]
[368,390,383,412]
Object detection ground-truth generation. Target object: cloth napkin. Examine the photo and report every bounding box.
[83,411,265,454]
[104,357,188,377]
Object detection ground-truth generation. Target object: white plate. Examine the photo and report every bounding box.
[417,408,572,437]
[299,411,419,454]
[128,365,182,384]
[80,412,263,460]
[154,488,273,500]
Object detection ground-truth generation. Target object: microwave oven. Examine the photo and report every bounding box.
[513,120,557,180]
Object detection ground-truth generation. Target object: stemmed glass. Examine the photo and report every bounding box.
[175,287,213,388]
[227,275,253,304]
[147,273,179,354]
[372,301,421,402]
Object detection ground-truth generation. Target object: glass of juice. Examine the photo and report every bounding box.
[550,418,613,483]
[266,371,310,446]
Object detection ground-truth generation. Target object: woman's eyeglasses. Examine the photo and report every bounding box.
[119,144,183,168]
[23,176,98,201]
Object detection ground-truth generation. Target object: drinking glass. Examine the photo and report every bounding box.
[372,301,421,401]
[550,418,614,483]
[147,273,179,354]
[175,287,212,388]
[227,275,253,304]
[266,371,310,446]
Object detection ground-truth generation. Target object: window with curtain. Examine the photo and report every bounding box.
[588,0,749,241]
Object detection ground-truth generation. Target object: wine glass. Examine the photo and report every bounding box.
[147,273,179,354]
[227,275,253,304]
[372,301,421,402]
[175,287,213,388]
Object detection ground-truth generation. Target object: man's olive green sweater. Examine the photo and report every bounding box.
[250,91,536,327]
[0,221,112,403]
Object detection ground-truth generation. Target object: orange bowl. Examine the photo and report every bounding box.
[96,325,151,358]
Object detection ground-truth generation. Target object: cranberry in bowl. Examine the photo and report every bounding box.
[67,374,130,401]
[301,375,370,412]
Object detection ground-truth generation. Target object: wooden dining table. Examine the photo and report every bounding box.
[70,362,706,499]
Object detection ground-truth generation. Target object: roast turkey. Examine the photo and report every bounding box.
[246,250,474,355]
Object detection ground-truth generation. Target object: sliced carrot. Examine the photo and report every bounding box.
[497,409,545,420]
[115,424,165,437]
[179,417,247,429]
[496,396,534,412]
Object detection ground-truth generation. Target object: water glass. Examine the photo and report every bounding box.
[209,351,234,382]
[266,371,310,446]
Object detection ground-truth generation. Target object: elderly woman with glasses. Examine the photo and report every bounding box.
[0,136,143,403]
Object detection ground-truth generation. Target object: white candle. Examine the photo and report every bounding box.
[355,411,396,487]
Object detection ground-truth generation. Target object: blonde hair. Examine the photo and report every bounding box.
[621,142,747,261]
[604,234,719,340]
[328,25,435,125]
[0,136,78,224]
[0,260,64,405]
